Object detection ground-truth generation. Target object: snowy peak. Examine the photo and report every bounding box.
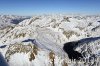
[0,14,100,66]
[0,15,30,29]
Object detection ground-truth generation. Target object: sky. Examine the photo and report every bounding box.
[0,0,100,15]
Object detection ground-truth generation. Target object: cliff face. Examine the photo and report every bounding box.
[0,15,100,66]
[4,42,68,66]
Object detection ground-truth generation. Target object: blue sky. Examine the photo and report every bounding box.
[0,0,100,15]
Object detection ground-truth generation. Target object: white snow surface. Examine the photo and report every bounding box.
[0,14,100,66]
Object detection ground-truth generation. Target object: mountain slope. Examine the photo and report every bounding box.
[0,14,100,66]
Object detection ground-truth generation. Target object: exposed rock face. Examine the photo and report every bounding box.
[63,41,83,60]
[5,43,38,62]
[0,14,100,66]
[3,41,68,66]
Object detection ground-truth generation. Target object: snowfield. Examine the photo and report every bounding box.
[0,14,100,66]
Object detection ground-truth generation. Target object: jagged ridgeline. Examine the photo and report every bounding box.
[0,15,100,66]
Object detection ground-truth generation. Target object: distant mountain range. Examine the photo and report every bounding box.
[0,14,100,66]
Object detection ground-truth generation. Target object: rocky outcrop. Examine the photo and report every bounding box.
[0,14,100,66]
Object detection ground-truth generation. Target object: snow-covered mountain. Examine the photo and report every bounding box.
[0,14,100,66]
[0,15,30,29]
[0,15,30,40]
